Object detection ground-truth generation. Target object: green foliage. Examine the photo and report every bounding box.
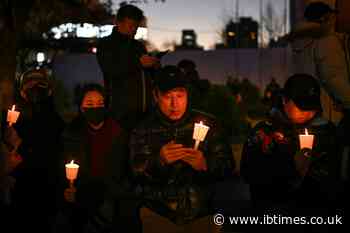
[193,84,250,143]
[240,78,268,119]
[226,77,269,120]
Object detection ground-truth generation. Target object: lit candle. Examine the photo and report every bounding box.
[192,121,210,150]
[65,160,79,186]
[299,128,314,150]
[7,105,20,126]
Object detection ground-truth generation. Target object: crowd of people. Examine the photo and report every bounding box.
[1,2,349,233]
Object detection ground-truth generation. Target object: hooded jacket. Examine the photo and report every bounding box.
[287,21,350,111]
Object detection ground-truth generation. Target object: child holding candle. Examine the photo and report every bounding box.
[241,74,339,230]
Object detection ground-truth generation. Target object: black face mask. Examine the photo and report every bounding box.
[26,86,49,104]
[83,107,106,125]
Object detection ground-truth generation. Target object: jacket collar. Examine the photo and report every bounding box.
[111,26,133,41]
[154,106,192,128]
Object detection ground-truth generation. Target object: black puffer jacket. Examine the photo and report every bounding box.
[129,108,235,225]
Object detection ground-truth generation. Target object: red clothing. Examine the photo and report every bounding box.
[87,117,121,177]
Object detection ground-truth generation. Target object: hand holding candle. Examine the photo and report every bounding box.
[7,105,20,127]
[192,121,210,150]
[65,160,79,187]
[299,128,314,150]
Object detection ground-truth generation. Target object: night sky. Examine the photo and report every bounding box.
[112,0,290,50]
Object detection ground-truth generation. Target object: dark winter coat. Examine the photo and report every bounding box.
[241,108,338,213]
[129,108,235,225]
[97,27,153,130]
[9,97,65,231]
[61,115,128,212]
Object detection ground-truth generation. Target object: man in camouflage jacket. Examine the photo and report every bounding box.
[241,74,339,218]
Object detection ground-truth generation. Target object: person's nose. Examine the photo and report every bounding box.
[170,97,178,108]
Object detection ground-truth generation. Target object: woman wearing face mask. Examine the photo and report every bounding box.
[58,83,129,233]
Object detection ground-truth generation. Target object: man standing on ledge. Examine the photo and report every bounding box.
[97,4,160,130]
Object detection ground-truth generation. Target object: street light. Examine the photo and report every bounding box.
[36,52,45,63]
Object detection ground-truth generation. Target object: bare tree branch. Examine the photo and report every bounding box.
[262,0,285,41]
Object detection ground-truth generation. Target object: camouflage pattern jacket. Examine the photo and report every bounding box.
[241,108,338,209]
[129,108,235,225]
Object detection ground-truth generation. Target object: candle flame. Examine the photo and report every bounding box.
[305,128,309,135]
[199,121,203,125]
[11,105,15,111]
[70,160,74,164]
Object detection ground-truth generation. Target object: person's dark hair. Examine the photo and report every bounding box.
[77,83,106,108]
[304,1,338,22]
[177,59,196,73]
[177,59,200,86]
[116,4,144,22]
